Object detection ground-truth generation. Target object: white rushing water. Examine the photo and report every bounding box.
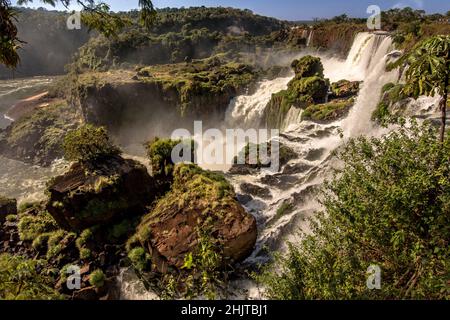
[0,32,441,300]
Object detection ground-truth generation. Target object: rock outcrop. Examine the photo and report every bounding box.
[0,100,81,166]
[264,55,330,128]
[0,196,17,224]
[46,155,156,231]
[128,163,257,272]
[329,80,361,99]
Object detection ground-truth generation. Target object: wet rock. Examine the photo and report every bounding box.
[236,193,254,205]
[240,183,272,199]
[129,164,257,271]
[46,155,157,231]
[329,80,361,99]
[305,148,326,161]
[0,196,17,224]
[282,162,313,175]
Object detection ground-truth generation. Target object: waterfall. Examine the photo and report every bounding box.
[341,36,397,137]
[225,75,293,129]
[306,30,314,47]
[118,32,402,299]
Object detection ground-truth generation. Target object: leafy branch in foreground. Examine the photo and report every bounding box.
[388,35,450,142]
[1,0,156,68]
[256,121,450,299]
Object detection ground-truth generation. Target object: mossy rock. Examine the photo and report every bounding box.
[46,155,157,231]
[128,163,257,272]
[229,142,297,174]
[330,80,361,99]
[302,98,355,122]
[291,56,324,78]
[0,100,81,166]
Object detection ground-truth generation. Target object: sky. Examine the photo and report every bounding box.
[12,0,450,21]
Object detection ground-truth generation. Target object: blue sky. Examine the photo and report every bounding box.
[13,0,450,20]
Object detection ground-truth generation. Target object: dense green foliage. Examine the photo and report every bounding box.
[67,7,287,73]
[63,124,121,163]
[389,35,450,141]
[0,253,64,300]
[0,0,156,69]
[145,137,195,178]
[257,122,450,299]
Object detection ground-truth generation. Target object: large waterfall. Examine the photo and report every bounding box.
[114,32,406,299]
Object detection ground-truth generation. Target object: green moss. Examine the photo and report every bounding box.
[302,99,354,122]
[3,101,81,166]
[89,269,106,288]
[17,211,58,242]
[291,56,324,78]
[128,247,151,272]
[265,56,330,128]
[79,248,92,260]
[108,219,136,241]
[5,214,16,222]
[32,233,51,251]
[46,230,76,260]
[76,229,93,250]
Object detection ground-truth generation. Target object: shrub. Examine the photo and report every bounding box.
[145,137,195,177]
[17,211,58,241]
[257,122,450,299]
[63,125,121,163]
[0,254,64,300]
[89,269,106,288]
[128,247,151,272]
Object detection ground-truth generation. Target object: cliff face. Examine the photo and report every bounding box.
[69,58,259,145]
[285,23,367,57]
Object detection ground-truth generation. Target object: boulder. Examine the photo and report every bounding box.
[129,164,257,271]
[0,196,17,224]
[291,56,324,78]
[330,80,360,99]
[240,183,272,199]
[46,155,157,231]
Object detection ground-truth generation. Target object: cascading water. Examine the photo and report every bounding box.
[306,30,314,47]
[225,75,293,129]
[223,32,407,299]
[116,32,408,299]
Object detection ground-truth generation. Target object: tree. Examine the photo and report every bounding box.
[256,122,450,299]
[0,0,156,68]
[389,35,450,142]
[63,124,121,163]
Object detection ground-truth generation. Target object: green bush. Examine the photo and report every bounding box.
[63,125,121,163]
[89,269,106,288]
[145,137,195,178]
[128,247,151,272]
[0,254,64,300]
[257,122,450,299]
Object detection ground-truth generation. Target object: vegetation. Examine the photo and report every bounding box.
[63,124,121,163]
[265,55,330,128]
[257,122,450,299]
[0,100,81,166]
[89,269,106,288]
[388,35,450,142]
[302,99,354,122]
[0,253,64,300]
[0,0,156,69]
